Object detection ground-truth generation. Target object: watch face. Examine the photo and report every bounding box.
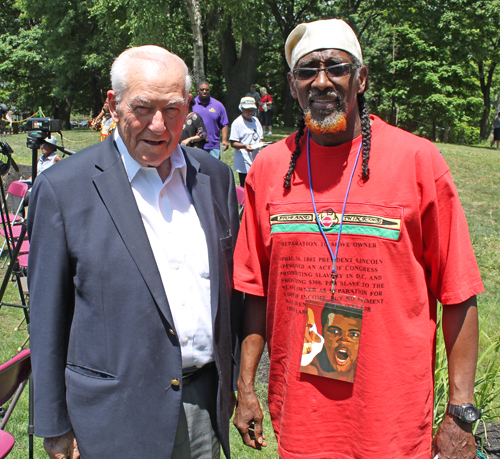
[463,407,477,422]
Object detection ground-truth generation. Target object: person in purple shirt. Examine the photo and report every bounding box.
[193,81,229,159]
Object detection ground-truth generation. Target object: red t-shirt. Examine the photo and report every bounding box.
[234,115,483,459]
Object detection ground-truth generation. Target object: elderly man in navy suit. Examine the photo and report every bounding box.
[28,45,242,459]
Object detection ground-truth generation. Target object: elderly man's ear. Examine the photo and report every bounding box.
[107,90,119,122]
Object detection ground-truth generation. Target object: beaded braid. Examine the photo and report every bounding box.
[283,114,306,188]
[358,92,371,181]
[283,93,371,189]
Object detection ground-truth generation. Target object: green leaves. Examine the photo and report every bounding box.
[434,305,500,435]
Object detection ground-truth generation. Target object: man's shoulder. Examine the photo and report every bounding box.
[370,116,449,179]
[371,115,436,149]
[208,97,226,111]
[41,136,119,181]
[252,135,295,168]
[231,115,244,127]
[183,146,231,175]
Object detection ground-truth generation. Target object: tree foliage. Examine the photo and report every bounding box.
[0,0,498,141]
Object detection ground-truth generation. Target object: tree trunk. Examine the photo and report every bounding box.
[217,19,259,123]
[91,73,104,119]
[478,61,497,140]
[52,96,73,130]
[184,0,205,86]
[265,0,311,127]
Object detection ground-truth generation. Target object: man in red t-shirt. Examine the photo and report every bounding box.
[233,18,483,459]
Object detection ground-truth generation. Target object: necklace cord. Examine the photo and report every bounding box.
[307,130,363,292]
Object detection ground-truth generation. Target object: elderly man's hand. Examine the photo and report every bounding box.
[432,414,476,459]
[44,429,80,459]
[233,390,267,449]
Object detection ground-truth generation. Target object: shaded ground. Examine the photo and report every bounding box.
[476,422,500,459]
[3,165,31,188]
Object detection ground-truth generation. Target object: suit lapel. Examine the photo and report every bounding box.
[92,141,176,330]
[183,150,220,325]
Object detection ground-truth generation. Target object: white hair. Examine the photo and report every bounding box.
[110,45,192,103]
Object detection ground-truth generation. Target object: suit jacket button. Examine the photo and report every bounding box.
[171,379,180,386]
[169,329,176,336]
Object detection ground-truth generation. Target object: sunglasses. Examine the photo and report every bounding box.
[292,63,359,81]
[198,88,210,92]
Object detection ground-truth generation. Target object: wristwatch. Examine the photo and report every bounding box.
[446,403,481,423]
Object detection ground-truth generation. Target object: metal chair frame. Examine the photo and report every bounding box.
[0,349,32,459]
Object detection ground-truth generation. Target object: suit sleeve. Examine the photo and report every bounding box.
[27,174,74,437]
[226,165,244,390]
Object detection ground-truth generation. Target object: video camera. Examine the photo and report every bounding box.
[0,141,19,175]
[26,118,61,150]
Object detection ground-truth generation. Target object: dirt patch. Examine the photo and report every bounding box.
[476,422,500,459]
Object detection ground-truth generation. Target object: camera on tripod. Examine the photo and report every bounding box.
[26,118,61,150]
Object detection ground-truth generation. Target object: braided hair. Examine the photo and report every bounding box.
[358,92,371,181]
[283,89,371,189]
[283,114,306,188]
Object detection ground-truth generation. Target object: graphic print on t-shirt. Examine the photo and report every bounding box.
[300,296,364,383]
[270,203,402,241]
[269,201,403,307]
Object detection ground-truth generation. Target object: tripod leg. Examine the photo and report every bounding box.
[28,374,34,459]
[13,315,25,331]
[17,334,30,352]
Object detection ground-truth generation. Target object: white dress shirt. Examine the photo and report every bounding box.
[115,130,213,368]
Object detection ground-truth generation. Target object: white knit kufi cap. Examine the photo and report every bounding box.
[285,19,363,70]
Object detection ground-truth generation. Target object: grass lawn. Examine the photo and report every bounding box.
[0,129,498,458]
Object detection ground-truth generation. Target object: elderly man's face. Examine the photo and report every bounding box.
[108,60,189,168]
[288,49,367,145]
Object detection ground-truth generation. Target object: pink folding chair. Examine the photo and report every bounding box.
[0,349,31,458]
[0,225,28,269]
[0,181,29,266]
[1,182,28,226]
[236,185,245,219]
[17,255,28,269]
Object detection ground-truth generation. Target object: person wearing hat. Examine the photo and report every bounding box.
[20,136,61,207]
[233,18,482,459]
[38,136,62,176]
[229,97,264,187]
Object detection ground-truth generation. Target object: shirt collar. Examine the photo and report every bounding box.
[195,96,210,106]
[114,129,187,184]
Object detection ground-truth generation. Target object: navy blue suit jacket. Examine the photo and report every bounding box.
[27,136,242,458]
